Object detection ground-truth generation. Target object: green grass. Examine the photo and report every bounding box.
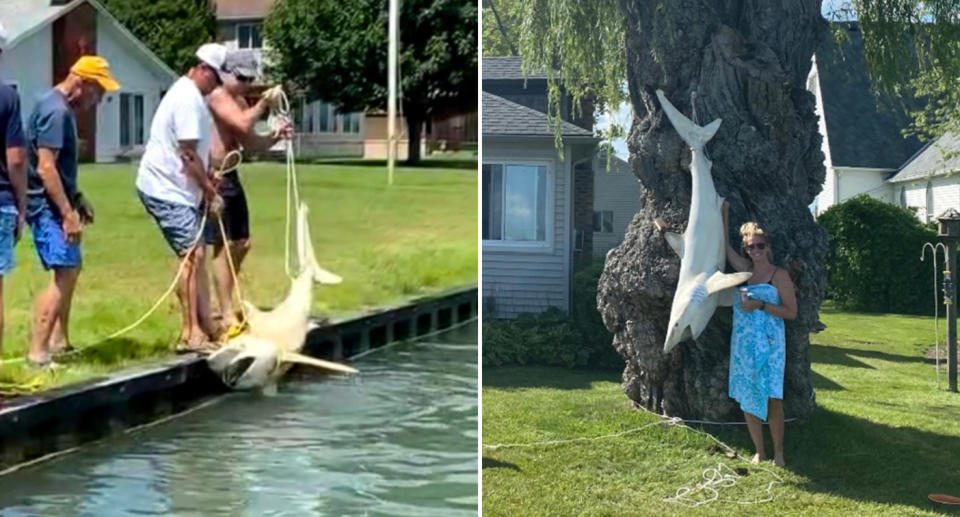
[482,306,960,516]
[1,160,476,392]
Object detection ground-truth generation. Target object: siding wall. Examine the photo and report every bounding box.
[482,141,571,318]
[593,159,642,259]
[0,26,53,130]
[902,176,960,223]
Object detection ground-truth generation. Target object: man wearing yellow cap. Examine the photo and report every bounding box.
[24,55,119,367]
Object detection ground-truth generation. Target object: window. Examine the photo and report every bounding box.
[899,186,906,208]
[119,93,145,147]
[236,23,262,49]
[319,103,329,132]
[593,210,613,233]
[351,113,360,133]
[482,163,549,243]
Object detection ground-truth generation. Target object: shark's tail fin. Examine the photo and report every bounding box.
[655,89,721,149]
[280,350,359,374]
[296,203,342,285]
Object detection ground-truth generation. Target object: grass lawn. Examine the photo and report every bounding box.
[482,306,960,516]
[1,159,476,393]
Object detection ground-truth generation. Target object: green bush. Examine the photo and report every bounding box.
[482,261,622,369]
[818,195,938,314]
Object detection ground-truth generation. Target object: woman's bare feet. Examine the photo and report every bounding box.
[751,453,764,465]
[773,454,785,467]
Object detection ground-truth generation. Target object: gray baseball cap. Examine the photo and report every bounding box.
[224,49,259,79]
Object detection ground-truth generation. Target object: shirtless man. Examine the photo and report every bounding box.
[204,50,291,331]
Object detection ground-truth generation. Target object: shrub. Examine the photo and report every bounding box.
[818,195,938,314]
[482,261,621,369]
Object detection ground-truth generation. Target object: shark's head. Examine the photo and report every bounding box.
[207,336,282,390]
[663,281,710,353]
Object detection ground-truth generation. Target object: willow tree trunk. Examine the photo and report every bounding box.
[598,0,829,421]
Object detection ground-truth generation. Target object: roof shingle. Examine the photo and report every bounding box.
[482,56,548,80]
[482,92,592,138]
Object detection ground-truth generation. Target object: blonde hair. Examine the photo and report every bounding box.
[740,221,773,260]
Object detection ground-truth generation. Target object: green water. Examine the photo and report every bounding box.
[0,321,478,516]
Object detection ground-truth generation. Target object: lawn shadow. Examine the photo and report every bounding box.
[810,370,845,391]
[483,366,620,390]
[482,456,522,472]
[810,344,924,369]
[712,406,960,514]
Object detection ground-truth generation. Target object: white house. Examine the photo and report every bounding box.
[808,23,924,216]
[482,91,596,318]
[0,0,178,163]
[593,154,642,259]
[888,132,960,223]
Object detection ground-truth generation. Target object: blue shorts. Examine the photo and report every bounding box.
[0,204,17,276]
[138,190,202,256]
[27,196,82,270]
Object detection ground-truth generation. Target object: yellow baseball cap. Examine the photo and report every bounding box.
[70,55,120,91]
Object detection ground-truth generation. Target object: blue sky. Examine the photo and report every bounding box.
[594,0,853,160]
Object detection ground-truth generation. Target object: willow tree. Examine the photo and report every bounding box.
[514,0,960,420]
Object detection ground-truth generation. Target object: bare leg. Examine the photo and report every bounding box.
[29,267,80,363]
[212,239,250,326]
[195,246,217,340]
[744,411,765,464]
[49,267,79,353]
[768,398,785,467]
[175,248,205,346]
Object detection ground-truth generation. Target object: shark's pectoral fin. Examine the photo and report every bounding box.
[705,271,753,296]
[314,266,343,285]
[207,343,243,374]
[280,351,359,374]
[664,231,684,257]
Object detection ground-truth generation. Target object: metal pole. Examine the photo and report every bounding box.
[948,244,958,392]
[387,0,398,186]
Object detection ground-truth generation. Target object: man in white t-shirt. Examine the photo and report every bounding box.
[137,43,229,353]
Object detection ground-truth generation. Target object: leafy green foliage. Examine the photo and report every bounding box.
[483,262,621,369]
[818,195,938,314]
[264,0,477,162]
[481,0,520,56]
[98,0,216,73]
[824,1,960,141]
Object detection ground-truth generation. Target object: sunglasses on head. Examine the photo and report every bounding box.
[745,243,766,251]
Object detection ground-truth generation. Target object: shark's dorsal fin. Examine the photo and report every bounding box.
[705,271,753,296]
[655,89,722,149]
[664,231,684,258]
[280,351,359,374]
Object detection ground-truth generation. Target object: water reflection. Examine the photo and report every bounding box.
[0,321,478,517]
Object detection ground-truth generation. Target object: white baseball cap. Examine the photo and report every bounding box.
[195,43,230,83]
[0,22,9,51]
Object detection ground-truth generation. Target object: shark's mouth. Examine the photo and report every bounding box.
[223,356,256,387]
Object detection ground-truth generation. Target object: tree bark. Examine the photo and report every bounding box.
[405,113,424,165]
[598,0,829,421]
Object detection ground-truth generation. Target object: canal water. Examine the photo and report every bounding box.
[0,321,478,517]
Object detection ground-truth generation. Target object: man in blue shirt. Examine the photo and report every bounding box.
[25,55,119,367]
[0,23,28,369]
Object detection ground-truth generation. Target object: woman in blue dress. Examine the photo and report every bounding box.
[722,202,797,467]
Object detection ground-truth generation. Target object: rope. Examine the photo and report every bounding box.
[268,87,301,279]
[1,152,245,372]
[482,405,785,506]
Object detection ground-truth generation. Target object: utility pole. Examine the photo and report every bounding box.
[387,0,399,186]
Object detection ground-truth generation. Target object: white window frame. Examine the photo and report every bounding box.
[482,159,555,252]
[235,23,263,49]
[119,92,146,148]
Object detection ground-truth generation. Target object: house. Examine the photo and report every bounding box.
[593,154,642,259]
[482,61,598,317]
[0,0,178,162]
[888,132,960,222]
[808,23,924,215]
[212,0,365,159]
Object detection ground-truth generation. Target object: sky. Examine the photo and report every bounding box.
[593,0,854,160]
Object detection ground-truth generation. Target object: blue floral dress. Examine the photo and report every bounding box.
[729,282,785,421]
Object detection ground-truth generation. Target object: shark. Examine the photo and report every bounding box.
[207,202,357,393]
[655,89,753,353]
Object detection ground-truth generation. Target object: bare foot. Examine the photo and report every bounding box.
[751,453,763,465]
[774,455,785,468]
[49,340,74,355]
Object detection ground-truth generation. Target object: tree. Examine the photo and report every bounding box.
[265,0,477,164]
[481,0,520,56]
[516,0,827,421]
[98,0,216,74]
